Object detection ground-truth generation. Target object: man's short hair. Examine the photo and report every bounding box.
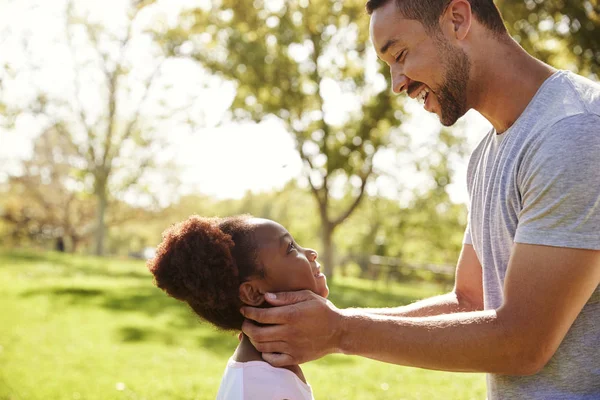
[366,0,507,35]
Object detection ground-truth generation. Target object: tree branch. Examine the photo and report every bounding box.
[65,2,98,165]
[109,57,165,165]
[332,162,374,227]
[300,143,325,206]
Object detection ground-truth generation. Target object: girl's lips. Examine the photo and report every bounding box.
[313,263,324,278]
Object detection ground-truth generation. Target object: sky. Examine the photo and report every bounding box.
[0,0,492,207]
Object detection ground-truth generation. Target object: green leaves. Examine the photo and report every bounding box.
[499,0,600,77]
[163,0,409,275]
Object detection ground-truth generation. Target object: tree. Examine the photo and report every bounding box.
[335,127,469,275]
[0,0,205,255]
[164,0,407,277]
[0,127,96,251]
[498,0,600,78]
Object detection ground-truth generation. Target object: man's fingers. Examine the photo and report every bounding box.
[262,352,297,367]
[264,289,315,306]
[241,319,287,342]
[252,341,290,355]
[241,303,298,325]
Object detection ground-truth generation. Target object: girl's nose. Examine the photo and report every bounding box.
[307,249,318,262]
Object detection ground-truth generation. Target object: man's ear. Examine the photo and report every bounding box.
[441,0,472,41]
[239,281,266,306]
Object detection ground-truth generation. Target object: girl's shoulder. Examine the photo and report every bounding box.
[220,359,314,400]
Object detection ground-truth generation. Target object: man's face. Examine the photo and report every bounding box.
[369,1,471,126]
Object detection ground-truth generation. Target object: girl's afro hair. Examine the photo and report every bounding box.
[147,215,259,331]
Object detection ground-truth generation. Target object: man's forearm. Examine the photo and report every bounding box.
[337,309,538,375]
[347,291,479,318]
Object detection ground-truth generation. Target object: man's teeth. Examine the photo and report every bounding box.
[417,87,430,104]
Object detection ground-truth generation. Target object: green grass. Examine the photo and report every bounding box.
[0,249,486,400]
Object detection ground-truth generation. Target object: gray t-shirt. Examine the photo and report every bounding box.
[464,70,600,399]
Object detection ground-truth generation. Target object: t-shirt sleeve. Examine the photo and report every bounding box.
[515,113,600,250]
[463,221,473,245]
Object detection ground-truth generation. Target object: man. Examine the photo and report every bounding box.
[241,0,600,398]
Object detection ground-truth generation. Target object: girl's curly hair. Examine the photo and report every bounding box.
[147,215,261,331]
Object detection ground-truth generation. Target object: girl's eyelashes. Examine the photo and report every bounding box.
[287,242,297,254]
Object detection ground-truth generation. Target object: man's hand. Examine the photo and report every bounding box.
[241,290,344,367]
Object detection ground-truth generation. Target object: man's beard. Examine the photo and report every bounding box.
[436,40,471,126]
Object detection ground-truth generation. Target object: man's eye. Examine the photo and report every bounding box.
[395,50,405,62]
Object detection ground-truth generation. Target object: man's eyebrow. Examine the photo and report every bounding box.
[380,38,398,55]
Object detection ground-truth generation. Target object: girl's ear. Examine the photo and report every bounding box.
[239,281,266,306]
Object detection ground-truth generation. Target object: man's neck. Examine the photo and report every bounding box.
[469,37,556,134]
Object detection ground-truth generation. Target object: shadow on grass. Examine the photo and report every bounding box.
[198,333,239,356]
[1,249,150,280]
[116,324,237,358]
[0,250,51,264]
[21,279,422,333]
[53,265,150,281]
[22,284,191,317]
[117,326,179,346]
[50,288,105,297]
[8,249,437,310]
[21,287,107,300]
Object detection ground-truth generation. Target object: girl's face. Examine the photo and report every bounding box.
[239,218,329,304]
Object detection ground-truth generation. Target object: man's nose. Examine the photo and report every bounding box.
[391,70,408,94]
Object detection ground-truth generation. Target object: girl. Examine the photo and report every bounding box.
[147,215,328,400]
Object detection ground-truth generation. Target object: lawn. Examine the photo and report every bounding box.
[0,249,486,400]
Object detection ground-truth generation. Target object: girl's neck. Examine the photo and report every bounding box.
[232,333,263,362]
[232,333,307,383]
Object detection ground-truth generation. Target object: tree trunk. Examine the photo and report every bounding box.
[55,237,66,252]
[321,223,335,280]
[71,236,79,253]
[94,189,107,256]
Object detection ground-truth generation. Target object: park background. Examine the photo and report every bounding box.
[0,0,598,399]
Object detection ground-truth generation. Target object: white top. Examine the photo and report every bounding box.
[216,358,314,400]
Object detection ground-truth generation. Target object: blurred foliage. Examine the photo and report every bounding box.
[93,177,465,273]
[1,128,95,251]
[498,0,599,78]
[337,128,469,279]
[1,0,598,277]
[161,0,408,276]
[0,0,195,256]
[0,127,157,253]
[2,172,465,277]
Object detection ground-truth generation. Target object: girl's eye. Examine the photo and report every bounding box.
[287,242,296,254]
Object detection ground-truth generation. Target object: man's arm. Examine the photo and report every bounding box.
[241,244,600,375]
[350,244,483,317]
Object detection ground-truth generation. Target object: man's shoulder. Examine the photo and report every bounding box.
[516,72,599,156]
[529,71,599,129]
[562,71,600,111]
